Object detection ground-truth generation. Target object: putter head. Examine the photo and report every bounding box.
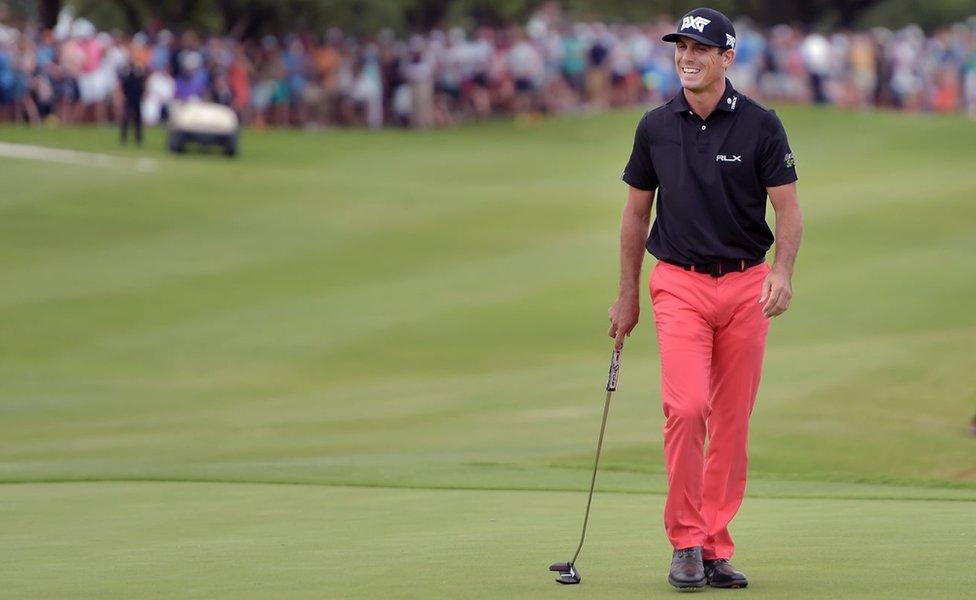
[549,561,581,584]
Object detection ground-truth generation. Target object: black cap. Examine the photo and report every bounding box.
[662,8,736,50]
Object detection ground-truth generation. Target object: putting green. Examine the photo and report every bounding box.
[1,105,974,597]
[2,482,973,598]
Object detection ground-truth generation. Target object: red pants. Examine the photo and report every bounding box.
[649,261,771,559]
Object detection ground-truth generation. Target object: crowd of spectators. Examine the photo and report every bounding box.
[1,9,975,131]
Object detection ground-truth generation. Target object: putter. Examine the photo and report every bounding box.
[549,347,621,585]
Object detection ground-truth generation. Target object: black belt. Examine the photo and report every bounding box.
[661,257,764,278]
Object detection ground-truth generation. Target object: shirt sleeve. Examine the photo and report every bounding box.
[758,110,798,187]
[621,112,658,191]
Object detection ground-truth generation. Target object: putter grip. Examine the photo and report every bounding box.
[606,348,621,391]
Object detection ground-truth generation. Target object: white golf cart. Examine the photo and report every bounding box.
[167,100,240,156]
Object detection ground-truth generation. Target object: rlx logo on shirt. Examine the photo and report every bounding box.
[716,154,742,162]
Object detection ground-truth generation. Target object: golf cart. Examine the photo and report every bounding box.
[168,100,240,156]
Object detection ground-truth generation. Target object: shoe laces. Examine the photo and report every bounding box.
[674,548,699,559]
[705,558,732,574]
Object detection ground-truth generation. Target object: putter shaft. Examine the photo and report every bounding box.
[570,348,620,565]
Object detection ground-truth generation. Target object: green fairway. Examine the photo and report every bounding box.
[1,106,975,598]
[3,482,973,599]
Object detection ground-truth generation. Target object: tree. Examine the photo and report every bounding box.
[66,0,969,37]
[39,0,60,29]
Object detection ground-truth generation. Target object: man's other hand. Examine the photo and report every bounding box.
[759,268,793,318]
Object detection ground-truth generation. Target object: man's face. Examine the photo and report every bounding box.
[674,36,734,92]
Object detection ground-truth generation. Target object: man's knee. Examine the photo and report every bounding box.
[663,396,709,430]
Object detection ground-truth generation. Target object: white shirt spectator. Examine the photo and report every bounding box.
[801,33,831,76]
[142,69,175,125]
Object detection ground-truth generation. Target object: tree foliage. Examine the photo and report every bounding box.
[51,0,974,37]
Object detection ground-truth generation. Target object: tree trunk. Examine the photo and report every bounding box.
[112,0,145,32]
[836,0,881,29]
[38,0,60,30]
[403,0,452,31]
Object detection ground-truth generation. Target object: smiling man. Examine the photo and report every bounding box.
[607,7,803,592]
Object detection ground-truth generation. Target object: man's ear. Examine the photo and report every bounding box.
[722,49,736,68]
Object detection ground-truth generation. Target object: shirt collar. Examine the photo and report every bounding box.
[717,78,739,112]
[670,78,739,114]
[671,89,691,113]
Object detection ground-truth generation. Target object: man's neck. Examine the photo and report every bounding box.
[684,78,726,120]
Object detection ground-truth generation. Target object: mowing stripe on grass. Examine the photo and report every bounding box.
[0,141,157,171]
[1,478,973,503]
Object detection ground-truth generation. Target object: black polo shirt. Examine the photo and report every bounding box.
[621,79,797,264]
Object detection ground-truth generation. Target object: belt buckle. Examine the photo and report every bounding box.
[709,262,723,278]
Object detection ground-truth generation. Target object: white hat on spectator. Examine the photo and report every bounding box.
[53,6,74,41]
[181,51,202,71]
[71,19,96,39]
[527,18,547,40]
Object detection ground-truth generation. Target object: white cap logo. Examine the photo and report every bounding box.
[726,34,736,48]
[680,16,711,33]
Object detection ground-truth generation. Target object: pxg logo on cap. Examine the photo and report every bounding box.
[681,16,711,33]
[663,8,737,50]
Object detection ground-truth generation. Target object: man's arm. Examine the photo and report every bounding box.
[608,185,655,348]
[760,182,803,318]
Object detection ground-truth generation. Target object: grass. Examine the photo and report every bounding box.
[3,483,973,599]
[0,105,974,598]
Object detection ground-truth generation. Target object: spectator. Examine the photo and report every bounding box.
[0,9,973,128]
[142,63,174,125]
[352,44,383,128]
[117,56,147,145]
[964,45,976,118]
[175,50,207,101]
[801,31,831,104]
[403,35,434,128]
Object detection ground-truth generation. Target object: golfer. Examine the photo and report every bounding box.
[607,7,803,590]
